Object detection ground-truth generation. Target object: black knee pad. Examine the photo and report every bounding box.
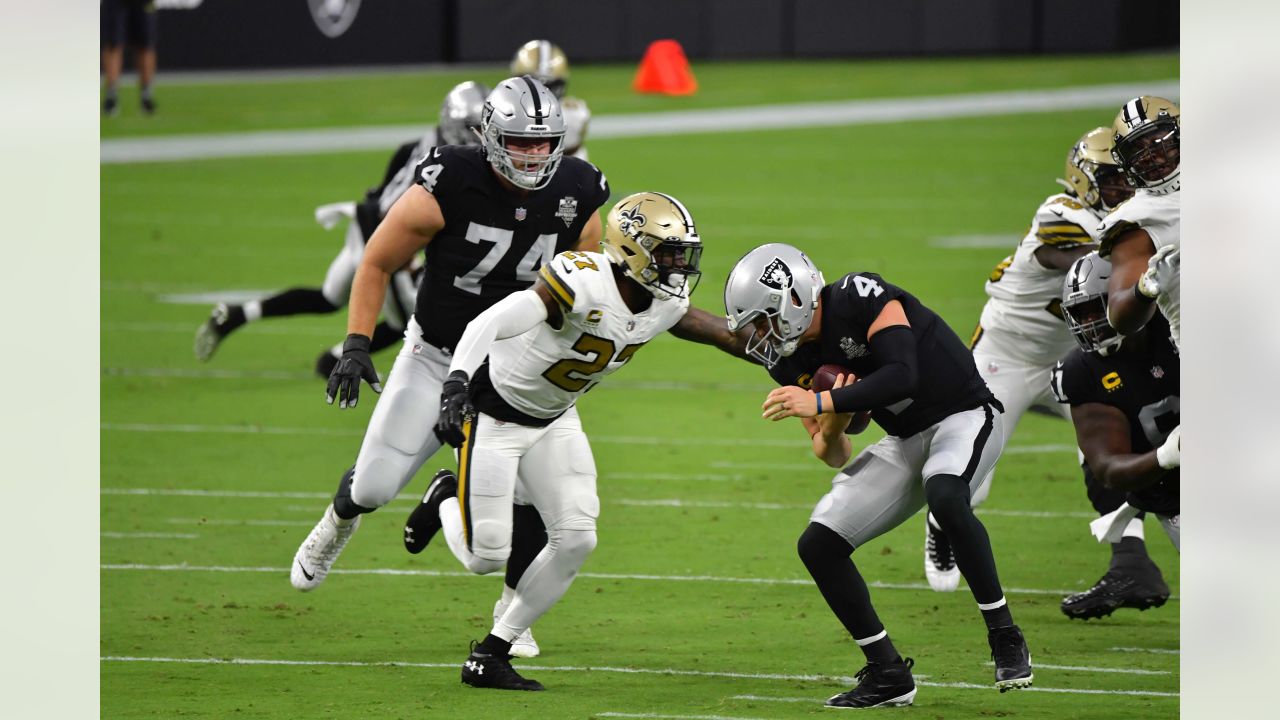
[797,522,853,567]
[924,474,972,531]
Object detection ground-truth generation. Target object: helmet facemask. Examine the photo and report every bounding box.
[480,76,566,191]
[603,192,703,300]
[1062,252,1123,356]
[724,245,824,368]
[1111,96,1181,195]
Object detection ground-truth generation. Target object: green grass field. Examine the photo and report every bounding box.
[101,53,1180,718]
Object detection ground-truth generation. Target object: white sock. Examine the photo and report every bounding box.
[243,300,263,322]
[501,584,517,605]
[1121,517,1145,540]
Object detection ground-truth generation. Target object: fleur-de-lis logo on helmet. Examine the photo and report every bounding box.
[602,192,702,301]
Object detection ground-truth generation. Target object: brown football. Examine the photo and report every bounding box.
[811,364,872,434]
[811,364,856,393]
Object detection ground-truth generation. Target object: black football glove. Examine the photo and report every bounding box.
[325,333,383,409]
[434,370,475,448]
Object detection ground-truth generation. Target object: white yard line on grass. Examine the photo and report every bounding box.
[97,656,1176,699]
[101,532,198,540]
[1111,647,1180,655]
[600,714,769,720]
[101,81,1176,164]
[983,661,1169,676]
[99,563,1176,599]
[99,422,1076,455]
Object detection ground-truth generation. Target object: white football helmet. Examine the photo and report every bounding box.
[724,243,825,367]
[437,80,489,147]
[480,76,566,190]
[510,39,570,99]
[1062,251,1123,355]
[602,192,702,300]
[1111,96,1180,195]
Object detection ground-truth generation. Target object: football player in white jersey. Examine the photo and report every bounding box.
[924,127,1136,592]
[403,192,748,690]
[511,40,591,160]
[1097,96,1180,350]
[193,81,489,370]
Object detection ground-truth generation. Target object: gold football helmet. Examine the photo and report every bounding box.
[1111,96,1180,194]
[510,39,570,99]
[602,192,703,300]
[1058,126,1132,211]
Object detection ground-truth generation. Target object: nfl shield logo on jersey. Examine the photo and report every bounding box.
[515,207,527,221]
[556,197,579,227]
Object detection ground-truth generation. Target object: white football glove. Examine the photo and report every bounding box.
[1155,425,1180,470]
[1137,245,1180,300]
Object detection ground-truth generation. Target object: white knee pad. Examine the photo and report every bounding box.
[466,519,512,574]
[350,455,415,509]
[549,527,597,568]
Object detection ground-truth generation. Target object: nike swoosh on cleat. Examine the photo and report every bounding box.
[297,561,315,581]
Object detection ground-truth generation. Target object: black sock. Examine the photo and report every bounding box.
[332,466,374,519]
[796,523,900,664]
[505,504,548,590]
[980,601,1015,631]
[477,633,512,657]
[925,474,1006,606]
[260,288,338,317]
[1110,536,1150,568]
[369,321,403,352]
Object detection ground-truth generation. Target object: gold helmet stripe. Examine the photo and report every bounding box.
[538,263,576,309]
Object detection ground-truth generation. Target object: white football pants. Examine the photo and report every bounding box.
[348,316,449,509]
[438,409,600,641]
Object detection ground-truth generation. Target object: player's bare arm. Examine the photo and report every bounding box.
[1033,243,1098,271]
[669,306,757,362]
[1070,402,1167,490]
[572,209,603,253]
[349,185,444,337]
[802,372,855,467]
[1103,229,1157,335]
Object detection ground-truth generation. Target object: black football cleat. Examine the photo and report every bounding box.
[825,657,916,708]
[1060,563,1170,620]
[988,625,1033,692]
[404,469,458,554]
[461,641,544,691]
[314,349,340,380]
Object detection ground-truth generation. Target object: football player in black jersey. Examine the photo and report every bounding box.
[724,243,1033,707]
[1051,252,1179,617]
[289,78,610,661]
[193,81,489,373]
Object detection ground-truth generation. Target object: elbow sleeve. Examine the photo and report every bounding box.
[829,325,918,413]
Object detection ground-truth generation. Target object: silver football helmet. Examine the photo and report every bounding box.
[480,76,566,190]
[437,81,489,147]
[1062,251,1123,356]
[724,243,825,367]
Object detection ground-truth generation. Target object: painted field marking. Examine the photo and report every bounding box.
[1110,647,1180,655]
[97,656,1176,699]
[165,518,314,527]
[98,563,1177,599]
[929,234,1016,249]
[101,532,198,540]
[982,661,1169,676]
[103,487,1096,519]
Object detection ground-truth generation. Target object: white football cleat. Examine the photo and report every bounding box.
[924,514,961,592]
[291,504,360,591]
[494,598,541,658]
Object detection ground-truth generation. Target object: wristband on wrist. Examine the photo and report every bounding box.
[815,392,823,414]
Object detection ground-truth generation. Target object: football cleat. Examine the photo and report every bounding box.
[493,599,541,658]
[825,657,916,709]
[924,514,960,592]
[1060,563,1170,620]
[403,469,458,554]
[461,640,545,691]
[141,96,157,115]
[103,95,119,117]
[291,504,360,591]
[988,625,1034,692]
[193,303,241,362]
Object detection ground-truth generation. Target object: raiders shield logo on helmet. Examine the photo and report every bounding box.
[758,258,794,290]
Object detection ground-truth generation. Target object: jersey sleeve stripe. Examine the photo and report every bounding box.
[1035,220,1092,245]
[539,264,576,309]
